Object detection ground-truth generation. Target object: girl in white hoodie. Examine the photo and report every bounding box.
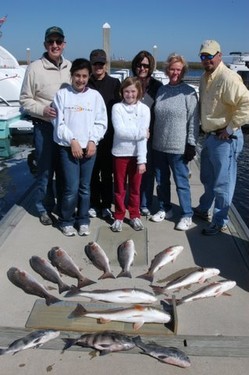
[111,77,150,232]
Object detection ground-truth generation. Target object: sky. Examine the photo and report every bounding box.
[0,0,249,63]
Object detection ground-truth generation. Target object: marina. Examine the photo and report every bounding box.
[0,35,249,374]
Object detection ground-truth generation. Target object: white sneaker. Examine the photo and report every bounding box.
[151,209,173,222]
[111,220,123,232]
[130,218,144,231]
[175,217,192,231]
[61,225,77,237]
[151,210,165,222]
[89,208,97,218]
[78,225,90,236]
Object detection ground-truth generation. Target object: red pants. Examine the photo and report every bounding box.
[113,156,142,220]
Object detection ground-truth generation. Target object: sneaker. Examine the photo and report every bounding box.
[89,208,97,218]
[194,206,211,222]
[175,217,192,231]
[140,207,151,216]
[151,209,173,222]
[130,218,144,231]
[61,225,77,237]
[111,220,123,232]
[78,224,90,236]
[39,212,53,226]
[202,223,228,236]
[102,208,113,219]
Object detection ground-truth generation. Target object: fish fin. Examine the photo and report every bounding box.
[99,350,110,356]
[116,270,132,278]
[45,295,61,306]
[98,272,116,280]
[46,285,57,291]
[0,348,7,356]
[68,303,86,319]
[78,278,96,289]
[133,321,144,330]
[221,292,232,297]
[150,285,165,295]
[136,272,153,283]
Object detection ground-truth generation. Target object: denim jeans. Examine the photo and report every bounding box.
[33,122,56,215]
[199,130,244,226]
[154,150,193,217]
[59,146,96,227]
[140,141,155,210]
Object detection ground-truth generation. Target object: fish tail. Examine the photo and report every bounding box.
[61,338,77,351]
[45,295,61,306]
[63,285,80,298]
[68,303,87,319]
[78,277,96,289]
[136,272,153,283]
[116,270,132,279]
[0,348,7,356]
[58,283,71,294]
[98,272,116,280]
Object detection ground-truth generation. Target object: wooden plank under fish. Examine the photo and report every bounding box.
[25,298,177,335]
[1,327,249,357]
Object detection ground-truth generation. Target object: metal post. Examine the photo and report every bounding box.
[26,48,31,65]
[103,23,111,74]
[153,45,157,71]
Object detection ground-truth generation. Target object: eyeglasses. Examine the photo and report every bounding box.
[136,63,150,69]
[200,52,219,61]
[46,39,64,46]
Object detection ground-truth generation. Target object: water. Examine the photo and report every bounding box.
[0,134,34,220]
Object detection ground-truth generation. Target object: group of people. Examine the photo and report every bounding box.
[20,26,249,238]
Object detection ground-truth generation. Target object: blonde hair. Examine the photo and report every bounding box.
[165,53,188,77]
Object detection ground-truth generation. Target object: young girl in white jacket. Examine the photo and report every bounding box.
[111,77,150,232]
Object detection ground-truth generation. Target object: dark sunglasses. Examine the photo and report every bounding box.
[136,63,150,69]
[92,62,105,66]
[46,39,64,46]
[200,52,219,61]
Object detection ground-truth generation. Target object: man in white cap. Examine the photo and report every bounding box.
[195,39,249,235]
[20,26,71,226]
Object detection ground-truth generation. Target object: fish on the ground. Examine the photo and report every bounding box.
[0,329,60,355]
[68,303,171,330]
[29,255,71,294]
[117,239,136,278]
[84,241,115,280]
[151,267,220,294]
[64,287,158,304]
[48,246,95,288]
[61,330,137,355]
[133,336,191,368]
[165,279,236,305]
[136,245,184,283]
[7,267,61,306]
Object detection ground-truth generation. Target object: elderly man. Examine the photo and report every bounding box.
[195,40,249,235]
[20,26,71,225]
